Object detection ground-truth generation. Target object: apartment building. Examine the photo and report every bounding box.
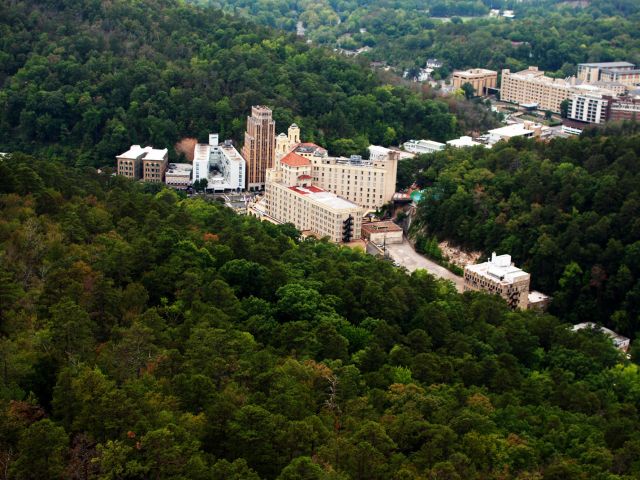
[116,145,168,182]
[264,152,364,243]
[464,253,532,310]
[452,68,498,96]
[193,134,246,192]
[242,106,276,190]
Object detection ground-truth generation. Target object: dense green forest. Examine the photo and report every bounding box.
[199,0,640,75]
[401,123,640,339]
[1,152,640,479]
[0,0,466,166]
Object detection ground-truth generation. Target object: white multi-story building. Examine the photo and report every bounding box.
[193,133,246,192]
[403,139,446,155]
[264,152,364,243]
[567,93,610,124]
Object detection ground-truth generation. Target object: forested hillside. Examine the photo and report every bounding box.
[403,123,640,338]
[0,0,460,166]
[1,153,640,479]
[197,0,640,74]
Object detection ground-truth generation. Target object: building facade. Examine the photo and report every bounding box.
[264,152,364,243]
[242,106,276,190]
[452,68,498,96]
[463,253,531,310]
[116,145,168,182]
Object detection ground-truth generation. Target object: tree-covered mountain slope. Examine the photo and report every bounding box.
[1,151,640,479]
[0,0,459,166]
[403,122,640,339]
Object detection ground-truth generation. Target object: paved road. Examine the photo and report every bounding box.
[385,239,465,292]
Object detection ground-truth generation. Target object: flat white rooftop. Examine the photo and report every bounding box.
[466,253,530,284]
[447,136,483,148]
[166,163,192,174]
[288,185,359,210]
[118,145,167,161]
[489,124,536,138]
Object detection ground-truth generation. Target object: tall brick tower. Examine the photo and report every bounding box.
[242,106,276,190]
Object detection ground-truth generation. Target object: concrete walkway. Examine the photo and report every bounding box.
[385,239,465,292]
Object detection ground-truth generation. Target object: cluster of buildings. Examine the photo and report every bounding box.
[116,134,246,192]
[499,62,640,130]
[249,116,400,243]
[115,105,401,245]
[403,120,546,154]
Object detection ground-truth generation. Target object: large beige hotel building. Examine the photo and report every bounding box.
[275,125,398,211]
[500,66,621,113]
[264,152,364,243]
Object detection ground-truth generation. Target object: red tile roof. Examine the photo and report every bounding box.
[281,152,311,167]
[297,174,312,180]
[289,185,324,195]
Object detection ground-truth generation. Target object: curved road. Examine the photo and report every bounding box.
[385,239,465,293]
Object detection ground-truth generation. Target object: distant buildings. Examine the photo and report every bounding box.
[572,322,630,352]
[577,62,640,86]
[500,66,618,113]
[193,134,246,192]
[464,252,549,310]
[242,106,276,190]
[426,59,443,69]
[452,68,498,96]
[116,145,168,183]
[264,151,364,243]
[403,139,446,155]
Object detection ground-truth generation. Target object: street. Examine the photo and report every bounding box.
[385,239,465,293]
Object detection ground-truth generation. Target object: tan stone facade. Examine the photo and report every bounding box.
[242,106,276,190]
[452,68,498,96]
